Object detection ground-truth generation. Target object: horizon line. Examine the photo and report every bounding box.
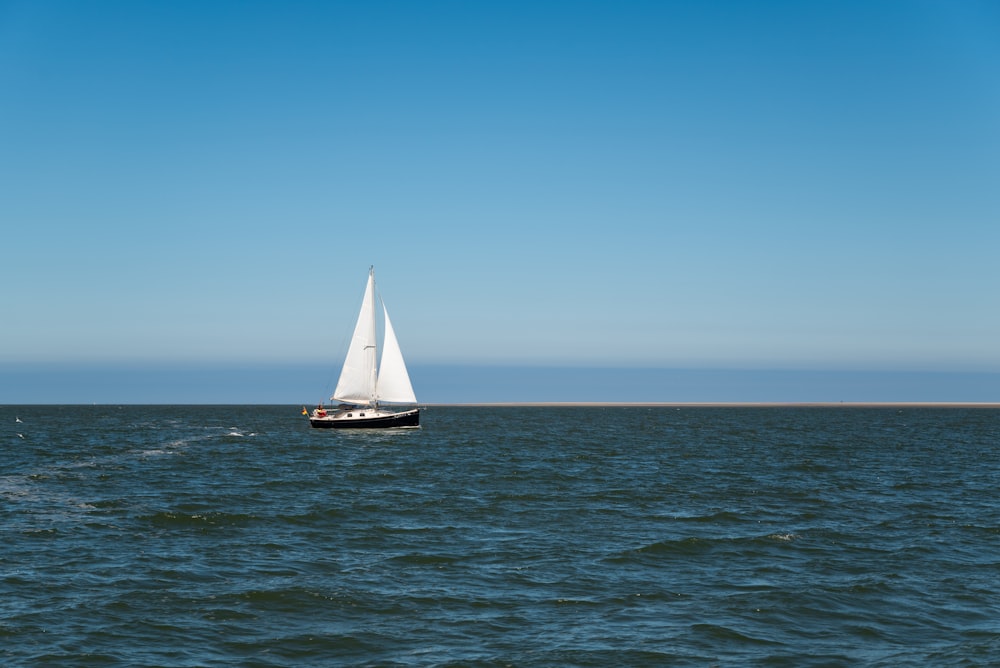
[425,402,1000,408]
[4,402,1000,408]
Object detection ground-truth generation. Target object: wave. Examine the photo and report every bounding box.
[141,511,259,528]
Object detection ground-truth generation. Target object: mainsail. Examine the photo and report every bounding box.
[332,270,377,404]
[331,268,416,406]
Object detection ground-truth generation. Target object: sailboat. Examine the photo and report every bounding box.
[308,267,420,429]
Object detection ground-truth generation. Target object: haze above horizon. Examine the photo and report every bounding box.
[2,1,998,402]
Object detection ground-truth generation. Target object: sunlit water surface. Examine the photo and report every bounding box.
[3,405,998,666]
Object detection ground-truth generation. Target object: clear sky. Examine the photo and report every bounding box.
[2,1,999,402]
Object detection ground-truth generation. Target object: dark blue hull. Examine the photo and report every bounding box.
[309,408,420,429]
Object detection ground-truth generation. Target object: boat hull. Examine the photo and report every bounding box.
[309,407,420,429]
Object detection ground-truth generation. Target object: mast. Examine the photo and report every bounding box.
[368,265,378,408]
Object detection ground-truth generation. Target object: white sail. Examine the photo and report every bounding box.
[332,269,377,404]
[376,303,417,404]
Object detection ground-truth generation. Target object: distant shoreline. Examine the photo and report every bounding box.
[3,402,998,408]
[423,402,1000,408]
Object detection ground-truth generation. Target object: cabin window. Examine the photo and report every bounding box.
[347,413,353,417]
[360,413,366,417]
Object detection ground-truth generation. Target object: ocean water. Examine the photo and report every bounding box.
[2,405,998,666]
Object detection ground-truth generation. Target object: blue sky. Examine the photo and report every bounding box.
[2,1,999,402]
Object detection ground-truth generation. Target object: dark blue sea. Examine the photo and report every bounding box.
[3,405,999,666]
